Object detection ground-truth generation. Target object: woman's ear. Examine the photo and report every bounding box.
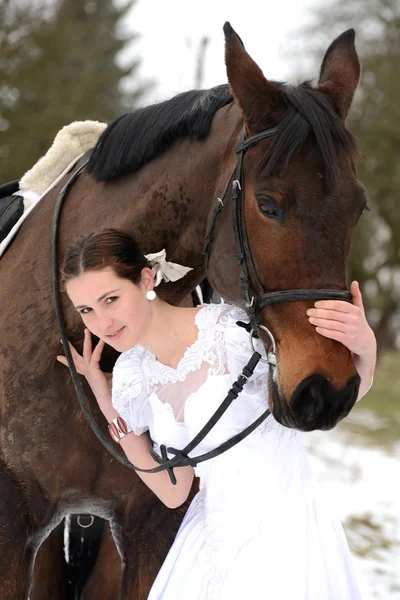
[140,266,154,291]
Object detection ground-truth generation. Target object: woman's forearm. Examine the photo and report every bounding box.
[99,400,194,509]
[120,432,195,508]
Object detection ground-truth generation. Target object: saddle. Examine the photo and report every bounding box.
[0,119,107,254]
[0,180,23,243]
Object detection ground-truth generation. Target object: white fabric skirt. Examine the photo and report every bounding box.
[147,488,362,600]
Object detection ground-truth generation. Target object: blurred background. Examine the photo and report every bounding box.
[1,0,399,597]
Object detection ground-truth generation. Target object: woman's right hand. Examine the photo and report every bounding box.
[57,328,112,404]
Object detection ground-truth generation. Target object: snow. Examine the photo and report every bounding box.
[304,421,400,599]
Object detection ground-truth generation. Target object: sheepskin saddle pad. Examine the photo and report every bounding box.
[0,120,106,252]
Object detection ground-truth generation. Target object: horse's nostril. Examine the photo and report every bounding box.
[289,374,360,431]
[308,384,325,418]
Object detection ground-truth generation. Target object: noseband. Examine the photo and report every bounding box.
[203,127,352,362]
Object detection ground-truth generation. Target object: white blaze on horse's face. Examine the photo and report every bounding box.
[66,267,152,352]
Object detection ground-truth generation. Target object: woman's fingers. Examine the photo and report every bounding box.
[58,331,107,377]
[58,338,86,374]
[56,355,68,367]
[350,280,364,311]
[92,338,105,363]
[56,350,85,375]
[83,329,104,365]
[82,328,92,362]
[314,327,350,345]
[313,282,365,314]
[314,299,353,311]
[307,308,357,324]
[308,316,353,333]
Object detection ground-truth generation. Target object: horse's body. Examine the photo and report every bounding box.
[0,24,365,598]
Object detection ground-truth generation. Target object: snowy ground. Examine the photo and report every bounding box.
[304,409,400,599]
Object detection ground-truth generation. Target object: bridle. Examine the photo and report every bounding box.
[203,126,352,365]
[51,125,351,483]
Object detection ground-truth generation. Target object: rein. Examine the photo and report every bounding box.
[51,161,268,483]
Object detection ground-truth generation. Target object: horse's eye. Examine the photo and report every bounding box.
[257,196,280,220]
[357,203,370,223]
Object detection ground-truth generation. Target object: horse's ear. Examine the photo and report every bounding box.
[224,22,281,131]
[318,29,361,120]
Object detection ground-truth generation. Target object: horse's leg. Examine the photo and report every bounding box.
[116,495,195,600]
[30,522,68,600]
[82,519,122,600]
[0,466,36,599]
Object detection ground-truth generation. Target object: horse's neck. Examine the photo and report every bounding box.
[113,107,242,255]
[149,105,242,249]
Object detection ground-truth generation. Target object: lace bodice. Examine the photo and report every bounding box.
[111,303,268,445]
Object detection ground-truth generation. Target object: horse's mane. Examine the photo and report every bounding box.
[265,81,358,189]
[87,80,357,188]
[87,85,233,181]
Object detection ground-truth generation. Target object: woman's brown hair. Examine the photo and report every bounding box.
[60,229,150,289]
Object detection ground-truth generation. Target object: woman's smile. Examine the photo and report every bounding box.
[105,326,125,340]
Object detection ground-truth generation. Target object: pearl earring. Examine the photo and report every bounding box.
[146,290,156,301]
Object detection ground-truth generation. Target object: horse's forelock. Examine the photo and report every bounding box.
[260,82,358,190]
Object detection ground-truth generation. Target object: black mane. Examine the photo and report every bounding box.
[87,81,357,188]
[87,85,233,182]
[263,81,358,189]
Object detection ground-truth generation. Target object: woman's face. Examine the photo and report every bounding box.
[66,267,153,352]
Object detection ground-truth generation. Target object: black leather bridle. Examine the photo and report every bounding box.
[51,159,267,484]
[203,127,352,340]
[51,125,352,483]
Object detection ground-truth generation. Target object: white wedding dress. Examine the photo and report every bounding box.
[112,303,361,600]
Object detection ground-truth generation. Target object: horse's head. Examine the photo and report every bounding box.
[212,24,366,431]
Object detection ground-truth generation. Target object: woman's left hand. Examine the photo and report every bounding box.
[307,281,377,397]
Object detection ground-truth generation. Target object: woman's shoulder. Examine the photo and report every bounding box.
[197,302,267,364]
[112,345,149,394]
[200,302,252,338]
[114,344,147,371]
[196,302,248,332]
[209,304,269,380]
[111,345,153,435]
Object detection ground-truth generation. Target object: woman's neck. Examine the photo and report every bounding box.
[137,300,202,369]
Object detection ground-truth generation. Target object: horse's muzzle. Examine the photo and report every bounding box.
[272,373,360,432]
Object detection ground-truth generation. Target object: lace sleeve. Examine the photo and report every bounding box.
[111,347,153,436]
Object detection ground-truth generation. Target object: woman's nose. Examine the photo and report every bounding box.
[97,314,114,333]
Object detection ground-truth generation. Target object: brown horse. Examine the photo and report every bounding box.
[0,23,365,599]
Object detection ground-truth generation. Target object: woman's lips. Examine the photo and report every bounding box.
[106,327,125,340]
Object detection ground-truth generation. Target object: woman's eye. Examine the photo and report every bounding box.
[79,307,91,315]
[106,296,118,304]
